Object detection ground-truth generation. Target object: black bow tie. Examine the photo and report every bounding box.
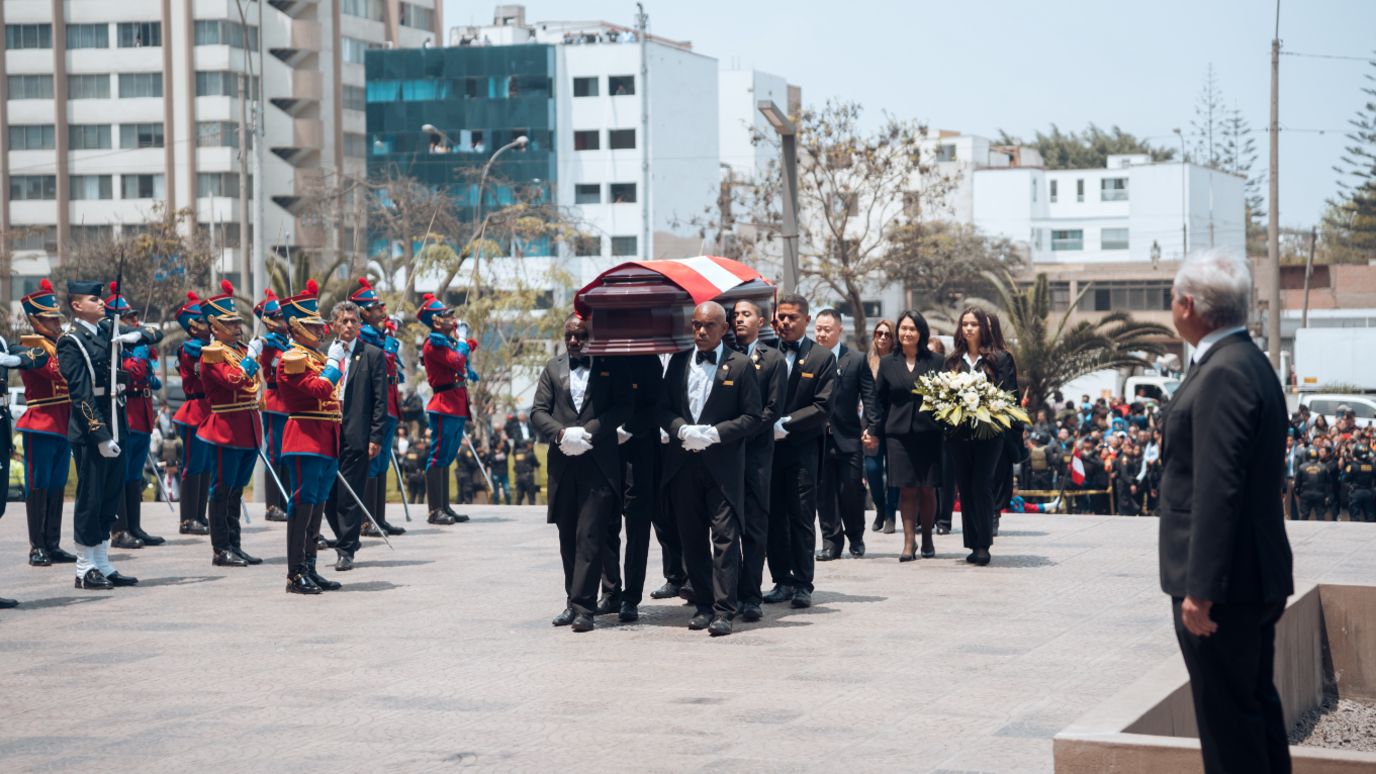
[695,349,717,365]
[779,339,801,354]
[569,355,589,370]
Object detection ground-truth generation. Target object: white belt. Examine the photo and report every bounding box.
[93,387,106,396]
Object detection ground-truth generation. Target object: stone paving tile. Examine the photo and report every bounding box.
[1,505,1372,773]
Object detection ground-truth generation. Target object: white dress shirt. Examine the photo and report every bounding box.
[687,342,724,423]
[569,356,590,412]
[1190,325,1248,365]
[337,338,355,396]
[783,341,799,373]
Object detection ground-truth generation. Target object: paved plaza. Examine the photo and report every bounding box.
[0,502,1372,773]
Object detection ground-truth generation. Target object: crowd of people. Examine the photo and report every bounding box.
[1287,404,1376,522]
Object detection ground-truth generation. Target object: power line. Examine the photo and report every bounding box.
[1280,51,1374,62]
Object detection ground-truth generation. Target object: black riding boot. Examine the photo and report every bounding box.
[180,472,209,535]
[227,487,261,564]
[45,489,76,562]
[111,483,144,549]
[442,464,469,522]
[426,466,455,524]
[209,493,246,567]
[26,489,51,565]
[127,480,164,545]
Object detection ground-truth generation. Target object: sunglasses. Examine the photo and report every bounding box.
[873,330,892,338]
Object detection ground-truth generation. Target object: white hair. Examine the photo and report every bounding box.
[1173,248,1252,329]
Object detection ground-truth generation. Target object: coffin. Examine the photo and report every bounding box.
[575,257,777,355]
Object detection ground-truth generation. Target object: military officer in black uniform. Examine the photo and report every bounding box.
[59,280,163,589]
[454,442,480,504]
[0,333,50,607]
[1343,444,1375,523]
[512,438,540,505]
[1293,447,1330,522]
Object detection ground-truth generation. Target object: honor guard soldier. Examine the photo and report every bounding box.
[276,279,344,595]
[0,304,49,605]
[352,278,405,536]
[16,280,76,566]
[253,289,291,522]
[1293,447,1330,522]
[418,293,478,524]
[59,279,164,590]
[106,283,165,549]
[1343,444,1376,523]
[196,280,264,568]
[173,293,213,535]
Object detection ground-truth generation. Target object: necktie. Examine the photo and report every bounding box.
[569,355,589,370]
[695,349,717,365]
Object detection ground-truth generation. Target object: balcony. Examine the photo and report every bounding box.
[292,119,323,149]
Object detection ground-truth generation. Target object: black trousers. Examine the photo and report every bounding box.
[72,441,123,547]
[767,438,818,592]
[738,439,773,606]
[818,438,865,553]
[616,440,677,605]
[946,435,1002,551]
[1295,492,1325,521]
[552,455,615,616]
[1352,488,1375,522]
[937,443,956,529]
[514,475,539,505]
[1172,598,1291,774]
[325,448,369,556]
[671,454,741,617]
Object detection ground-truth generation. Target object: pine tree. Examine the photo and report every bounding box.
[1190,64,1225,167]
[1220,105,1266,254]
[1325,55,1376,261]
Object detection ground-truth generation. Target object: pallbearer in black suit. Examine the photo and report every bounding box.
[530,315,631,633]
[659,302,762,635]
[1160,250,1293,774]
[763,294,836,609]
[58,280,163,590]
[813,309,874,561]
[732,300,785,623]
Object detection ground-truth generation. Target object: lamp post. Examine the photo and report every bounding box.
[1172,128,1187,259]
[421,123,456,152]
[758,100,799,295]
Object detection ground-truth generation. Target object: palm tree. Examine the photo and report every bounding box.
[982,271,1175,414]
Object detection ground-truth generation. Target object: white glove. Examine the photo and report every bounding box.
[617,425,632,445]
[116,383,127,394]
[660,427,670,444]
[678,424,719,452]
[0,354,21,368]
[246,338,265,360]
[559,426,593,456]
[774,416,791,440]
[327,340,348,362]
[99,439,121,458]
[116,331,143,344]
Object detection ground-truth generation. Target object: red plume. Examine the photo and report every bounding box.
[306,279,318,294]
[220,279,234,295]
[264,289,277,300]
[358,277,372,290]
[39,279,52,292]
[110,281,119,294]
[467,338,478,352]
[187,292,200,301]
[422,293,435,301]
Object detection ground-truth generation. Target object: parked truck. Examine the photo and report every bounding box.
[1293,328,1376,393]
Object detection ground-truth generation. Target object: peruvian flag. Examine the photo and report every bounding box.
[1070,450,1087,486]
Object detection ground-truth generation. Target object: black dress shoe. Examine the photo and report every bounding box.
[130,528,164,546]
[871,513,885,532]
[264,506,289,522]
[882,517,896,534]
[306,560,341,591]
[935,523,951,535]
[570,613,595,632]
[0,597,18,609]
[761,584,795,604]
[966,552,978,563]
[708,615,733,636]
[688,611,712,630]
[618,602,639,622]
[362,521,382,537]
[110,531,142,549]
[552,608,576,627]
[649,582,682,600]
[595,595,621,616]
[180,520,210,536]
[28,548,51,567]
[106,571,138,587]
[677,583,697,604]
[849,543,865,559]
[316,535,336,550]
[972,553,991,566]
[791,589,813,608]
[286,573,322,595]
[816,546,842,562]
[75,569,113,590]
[47,546,77,563]
[381,521,406,536]
[741,602,762,622]
[921,546,936,559]
[427,509,456,525]
[442,506,470,523]
[232,546,263,565]
[334,554,354,572]
[214,550,248,567]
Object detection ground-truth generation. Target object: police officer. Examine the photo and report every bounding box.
[1343,444,1376,523]
[1320,445,1341,521]
[16,280,76,566]
[59,279,163,589]
[1112,444,1141,516]
[352,278,405,536]
[405,437,428,504]
[454,442,478,504]
[513,437,540,505]
[107,283,165,549]
[253,289,292,522]
[1025,433,1055,493]
[1294,447,1330,522]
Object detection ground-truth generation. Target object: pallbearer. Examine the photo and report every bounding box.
[16,280,75,566]
[277,279,344,595]
[107,283,165,549]
[253,289,291,522]
[351,278,405,536]
[196,280,264,568]
[418,292,478,525]
[172,293,212,535]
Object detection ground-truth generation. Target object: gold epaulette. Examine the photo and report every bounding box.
[21,335,55,357]
[282,349,309,375]
[201,341,226,365]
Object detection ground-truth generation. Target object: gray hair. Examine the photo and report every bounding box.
[1172,249,1251,329]
[331,300,360,320]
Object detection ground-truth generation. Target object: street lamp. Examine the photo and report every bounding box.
[465,134,529,251]
[1173,127,1187,259]
[758,100,799,295]
[421,123,456,152]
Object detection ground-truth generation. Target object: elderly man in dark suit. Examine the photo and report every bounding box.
[531,314,631,633]
[1160,249,1293,774]
[732,299,785,623]
[813,309,875,560]
[323,301,389,571]
[660,301,761,635]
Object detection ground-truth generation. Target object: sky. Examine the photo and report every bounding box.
[442,0,1376,228]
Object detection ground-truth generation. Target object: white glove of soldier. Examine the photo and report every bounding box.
[0,354,21,368]
[116,331,143,344]
[246,337,265,360]
[99,439,121,458]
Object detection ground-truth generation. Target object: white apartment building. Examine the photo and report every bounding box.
[0,0,439,313]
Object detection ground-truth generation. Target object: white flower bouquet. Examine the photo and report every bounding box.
[913,369,1030,439]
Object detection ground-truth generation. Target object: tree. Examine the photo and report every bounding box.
[1325,54,1376,262]
[995,124,1174,170]
[887,220,1021,328]
[1220,106,1266,255]
[982,271,1174,415]
[1190,64,1225,168]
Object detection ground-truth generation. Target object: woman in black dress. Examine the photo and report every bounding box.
[864,311,943,561]
[986,314,1023,525]
[944,307,1016,566]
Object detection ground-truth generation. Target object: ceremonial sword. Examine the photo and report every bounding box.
[390,448,412,521]
[335,471,393,550]
[464,432,494,493]
[146,450,175,512]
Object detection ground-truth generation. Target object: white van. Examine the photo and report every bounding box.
[1299,394,1376,429]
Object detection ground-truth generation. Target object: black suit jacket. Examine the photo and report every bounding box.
[744,342,786,506]
[530,353,632,521]
[58,319,162,445]
[867,350,943,437]
[620,354,665,439]
[504,417,541,445]
[825,343,875,455]
[659,347,762,519]
[1159,332,1293,604]
[777,336,836,447]
[339,338,389,453]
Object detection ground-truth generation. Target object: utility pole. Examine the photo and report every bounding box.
[637,4,650,261]
[1301,225,1316,329]
[238,72,250,291]
[1266,5,1282,368]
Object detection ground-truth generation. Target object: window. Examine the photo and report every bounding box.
[69,74,111,99]
[10,227,57,252]
[573,130,599,151]
[69,124,112,150]
[609,183,637,203]
[9,125,56,150]
[10,176,57,201]
[1050,180,1058,203]
[1077,281,1173,313]
[66,24,109,49]
[936,144,956,162]
[1100,177,1128,202]
[572,236,601,257]
[196,121,243,148]
[1076,179,1084,203]
[122,174,165,200]
[195,72,258,100]
[118,73,162,98]
[194,20,258,51]
[1101,228,1129,251]
[70,225,113,245]
[341,37,371,65]
[574,184,601,204]
[120,123,164,149]
[464,76,479,99]
[399,2,435,31]
[573,77,599,97]
[1051,229,1084,251]
[70,175,113,200]
[344,132,366,158]
[610,236,638,257]
[342,0,386,21]
[608,75,634,95]
[487,76,514,99]
[6,24,52,50]
[197,172,241,198]
[7,75,54,99]
[343,85,366,112]
[834,300,883,319]
[117,22,161,48]
[1048,282,1072,312]
[1031,178,1037,202]
[608,129,635,150]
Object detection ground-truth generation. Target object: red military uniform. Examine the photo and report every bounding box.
[173,342,210,429]
[196,340,262,450]
[423,334,471,417]
[16,333,69,436]
[123,351,156,435]
[261,334,290,415]
[277,344,341,457]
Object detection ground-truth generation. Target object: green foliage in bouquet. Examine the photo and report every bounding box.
[914,370,1031,439]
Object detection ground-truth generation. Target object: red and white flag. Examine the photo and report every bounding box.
[1070,450,1086,486]
[574,256,769,318]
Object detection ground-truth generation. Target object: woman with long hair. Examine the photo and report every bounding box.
[985,313,1023,526]
[944,307,1016,565]
[865,319,898,533]
[865,311,943,560]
